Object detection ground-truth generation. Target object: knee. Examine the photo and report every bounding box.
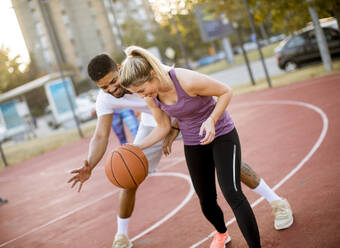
[224,191,246,210]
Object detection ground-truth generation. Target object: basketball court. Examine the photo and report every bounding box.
[0,73,340,247]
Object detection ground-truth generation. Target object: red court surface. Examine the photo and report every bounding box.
[1,73,340,247]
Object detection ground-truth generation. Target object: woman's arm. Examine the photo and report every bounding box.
[135,97,171,150]
[177,68,232,122]
[176,68,233,144]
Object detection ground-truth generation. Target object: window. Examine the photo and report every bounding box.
[36,23,43,36]
[324,29,340,41]
[286,36,306,48]
[40,36,48,49]
[43,50,52,65]
[62,14,69,24]
[306,31,317,44]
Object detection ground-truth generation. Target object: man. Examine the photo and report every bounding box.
[68,54,293,248]
[111,108,139,145]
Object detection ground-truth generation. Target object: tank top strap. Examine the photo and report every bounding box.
[168,68,189,98]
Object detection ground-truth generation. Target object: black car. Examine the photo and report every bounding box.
[275,27,340,71]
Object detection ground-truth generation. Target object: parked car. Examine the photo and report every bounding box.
[75,93,97,122]
[197,55,219,67]
[275,27,340,71]
[269,34,286,43]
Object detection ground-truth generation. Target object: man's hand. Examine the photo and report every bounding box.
[68,160,93,192]
[162,128,179,156]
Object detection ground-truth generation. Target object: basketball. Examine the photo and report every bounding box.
[105,144,149,189]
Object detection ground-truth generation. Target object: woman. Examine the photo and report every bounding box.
[119,46,261,248]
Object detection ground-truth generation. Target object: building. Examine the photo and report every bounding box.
[12,0,156,81]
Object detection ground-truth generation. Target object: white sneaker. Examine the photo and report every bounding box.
[271,198,294,230]
[112,234,133,248]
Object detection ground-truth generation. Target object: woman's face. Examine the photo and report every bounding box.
[128,77,159,98]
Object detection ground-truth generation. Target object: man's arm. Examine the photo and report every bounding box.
[68,113,113,192]
[162,119,180,156]
[87,113,113,169]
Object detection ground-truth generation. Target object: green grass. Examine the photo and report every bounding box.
[0,123,96,168]
[232,60,340,95]
[1,59,339,169]
[196,42,279,75]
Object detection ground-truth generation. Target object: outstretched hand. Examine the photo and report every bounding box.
[68,160,92,192]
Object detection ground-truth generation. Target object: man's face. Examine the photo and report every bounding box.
[96,70,128,98]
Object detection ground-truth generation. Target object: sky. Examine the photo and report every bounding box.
[0,0,30,64]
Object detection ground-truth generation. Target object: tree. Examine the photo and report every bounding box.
[0,46,27,93]
[193,0,340,35]
[149,0,217,62]
[121,18,152,47]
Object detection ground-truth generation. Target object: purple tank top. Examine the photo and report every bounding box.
[153,69,234,145]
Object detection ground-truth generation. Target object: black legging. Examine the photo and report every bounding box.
[184,128,261,248]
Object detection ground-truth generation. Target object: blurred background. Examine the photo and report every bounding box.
[0,0,339,167]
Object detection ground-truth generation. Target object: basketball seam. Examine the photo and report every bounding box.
[116,151,138,187]
[120,147,147,177]
[111,152,124,188]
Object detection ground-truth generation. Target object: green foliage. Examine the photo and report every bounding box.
[121,17,152,48]
[193,0,340,35]
[0,46,45,116]
[168,12,212,60]
[0,46,27,93]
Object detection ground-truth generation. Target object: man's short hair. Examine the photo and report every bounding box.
[87,54,118,81]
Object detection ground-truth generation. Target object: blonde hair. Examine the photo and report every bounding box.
[119,46,172,89]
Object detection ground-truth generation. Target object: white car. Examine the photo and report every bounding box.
[75,93,96,122]
[44,91,97,129]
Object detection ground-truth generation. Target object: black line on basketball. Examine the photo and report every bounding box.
[111,151,123,188]
[120,147,147,177]
[116,151,138,187]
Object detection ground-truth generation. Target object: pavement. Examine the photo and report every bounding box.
[209,56,285,86]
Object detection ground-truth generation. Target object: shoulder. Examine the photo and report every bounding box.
[173,68,207,94]
[96,90,119,106]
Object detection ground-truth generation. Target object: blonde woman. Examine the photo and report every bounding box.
[119,46,261,248]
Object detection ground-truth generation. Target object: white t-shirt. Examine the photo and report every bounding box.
[95,90,157,127]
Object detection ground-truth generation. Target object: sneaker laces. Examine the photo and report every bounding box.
[113,235,129,246]
[272,204,289,219]
[213,232,227,243]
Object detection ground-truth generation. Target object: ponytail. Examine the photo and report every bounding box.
[119,46,171,88]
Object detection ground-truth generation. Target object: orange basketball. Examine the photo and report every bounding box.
[105,144,149,189]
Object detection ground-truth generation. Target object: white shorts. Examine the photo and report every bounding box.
[133,124,163,173]
[133,124,182,173]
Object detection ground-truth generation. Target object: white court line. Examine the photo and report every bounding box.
[131,172,194,241]
[189,100,328,248]
[158,157,186,171]
[1,100,328,247]
[0,190,119,247]
[0,155,185,247]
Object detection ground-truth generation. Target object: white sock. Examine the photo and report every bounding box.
[117,216,130,235]
[253,179,281,203]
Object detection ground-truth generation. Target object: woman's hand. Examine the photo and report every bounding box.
[199,117,215,145]
[68,160,93,192]
[162,128,180,156]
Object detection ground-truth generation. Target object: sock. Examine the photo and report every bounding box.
[253,179,281,203]
[117,216,130,235]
